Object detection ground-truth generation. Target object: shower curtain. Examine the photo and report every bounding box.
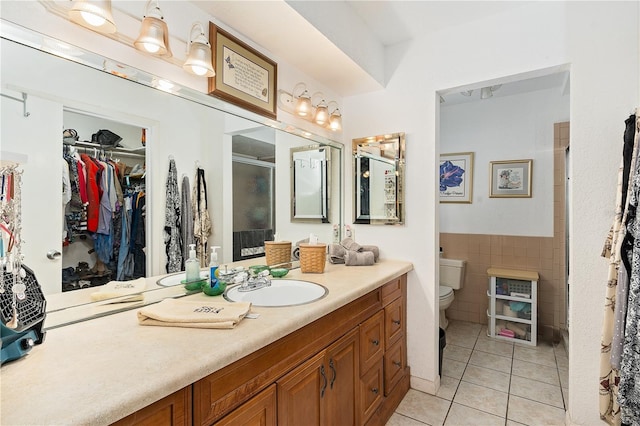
[600,111,640,425]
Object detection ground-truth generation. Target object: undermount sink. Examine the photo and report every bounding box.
[223,280,328,307]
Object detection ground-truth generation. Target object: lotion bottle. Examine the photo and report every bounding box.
[185,244,200,282]
[209,246,221,286]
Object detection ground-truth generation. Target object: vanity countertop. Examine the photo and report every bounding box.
[0,258,413,425]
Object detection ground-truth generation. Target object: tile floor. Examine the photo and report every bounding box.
[387,320,569,426]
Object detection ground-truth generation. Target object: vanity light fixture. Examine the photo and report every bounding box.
[69,0,117,34]
[183,23,215,77]
[292,83,313,117]
[314,99,329,126]
[329,107,342,132]
[279,83,343,132]
[133,0,172,57]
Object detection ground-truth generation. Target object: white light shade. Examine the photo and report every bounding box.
[329,109,342,131]
[314,101,329,125]
[134,16,172,57]
[69,0,117,34]
[295,91,312,117]
[183,23,215,77]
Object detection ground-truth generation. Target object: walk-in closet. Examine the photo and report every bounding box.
[62,110,147,292]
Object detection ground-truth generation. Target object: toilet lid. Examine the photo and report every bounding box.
[439,286,453,298]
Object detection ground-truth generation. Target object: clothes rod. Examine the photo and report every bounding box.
[72,141,146,159]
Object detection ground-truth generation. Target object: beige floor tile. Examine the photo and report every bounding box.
[447,332,478,349]
[555,352,568,370]
[469,350,512,374]
[521,340,555,354]
[506,421,527,426]
[453,381,508,417]
[447,320,482,335]
[474,338,514,358]
[512,358,560,386]
[507,395,566,426]
[396,389,450,426]
[558,367,568,388]
[436,376,460,401]
[513,345,557,367]
[462,364,511,393]
[444,402,504,426]
[385,412,429,426]
[443,344,473,363]
[442,358,467,379]
[509,375,564,409]
[562,387,569,407]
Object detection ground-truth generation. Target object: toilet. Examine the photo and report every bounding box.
[439,258,466,329]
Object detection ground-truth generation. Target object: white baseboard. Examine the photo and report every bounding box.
[410,374,440,395]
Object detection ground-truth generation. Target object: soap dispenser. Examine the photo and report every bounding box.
[185,244,200,282]
[204,246,225,296]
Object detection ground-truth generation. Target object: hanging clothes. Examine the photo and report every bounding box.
[80,153,101,233]
[600,112,640,425]
[181,175,195,267]
[618,113,640,425]
[192,167,212,266]
[164,158,182,273]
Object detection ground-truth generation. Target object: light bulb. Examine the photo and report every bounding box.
[143,42,160,54]
[81,11,106,27]
[190,65,207,76]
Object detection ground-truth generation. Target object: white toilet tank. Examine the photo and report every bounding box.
[439,258,466,290]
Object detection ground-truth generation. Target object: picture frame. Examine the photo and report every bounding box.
[489,159,532,198]
[440,152,474,203]
[208,23,278,120]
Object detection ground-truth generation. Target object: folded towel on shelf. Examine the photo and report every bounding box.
[344,250,375,266]
[90,277,146,303]
[359,245,380,262]
[137,299,251,329]
[340,237,362,252]
[329,244,346,264]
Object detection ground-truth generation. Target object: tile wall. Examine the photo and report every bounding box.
[439,122,569,342]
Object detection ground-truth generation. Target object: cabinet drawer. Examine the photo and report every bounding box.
[384,339,405,395]
[359,359,383,425]
[214,385,276,426]
[360,310,384,373]
[384,298,403,350]
[381,278,402,306]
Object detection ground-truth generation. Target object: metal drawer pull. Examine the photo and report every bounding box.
[320,365,327,398]
[393,360,401,367]
[329,359,336,389]
[371,387,379,394]
[371,339,379,346]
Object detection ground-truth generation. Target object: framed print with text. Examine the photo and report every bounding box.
[489,159,532,198]
[440,152,474,203]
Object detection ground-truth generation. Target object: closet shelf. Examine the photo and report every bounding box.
[72,141,146,159]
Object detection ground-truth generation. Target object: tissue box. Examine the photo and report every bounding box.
[299,243,327,273]
[265,241,292,267]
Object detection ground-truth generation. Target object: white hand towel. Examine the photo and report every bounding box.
[137,299,252,329]
[90,278,146,303]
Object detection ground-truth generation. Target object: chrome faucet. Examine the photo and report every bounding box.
[237,269,271,292]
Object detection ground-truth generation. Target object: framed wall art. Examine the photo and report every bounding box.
[489,159,532,198]
[208,23,278,119]
[440,152,474,203]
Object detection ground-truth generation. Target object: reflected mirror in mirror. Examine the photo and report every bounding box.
[352,132,405,225]
[1,23,342,329]
[291,145,332,223]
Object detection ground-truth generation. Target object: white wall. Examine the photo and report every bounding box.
[440,88,569,237]
[345,2,638,423]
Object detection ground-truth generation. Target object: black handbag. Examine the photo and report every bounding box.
[91,129,122,147]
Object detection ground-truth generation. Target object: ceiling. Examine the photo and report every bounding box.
[189,1,567,101]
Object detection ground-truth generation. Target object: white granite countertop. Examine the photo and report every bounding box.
[0,259,413,425]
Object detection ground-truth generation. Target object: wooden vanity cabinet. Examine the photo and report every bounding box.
[278,328,359,425]
[116,274,409,426]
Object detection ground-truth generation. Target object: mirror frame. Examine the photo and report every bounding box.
[352,132,406,225]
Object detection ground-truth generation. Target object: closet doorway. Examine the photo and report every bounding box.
[61,109,148,292]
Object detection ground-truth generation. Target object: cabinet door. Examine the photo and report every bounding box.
[112,387,191,426]
[215,384,276,426]
[325,328,359,426]
[360,359,383,425]
[277,352,325,426]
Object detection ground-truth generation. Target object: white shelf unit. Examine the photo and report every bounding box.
[487,268,538,346]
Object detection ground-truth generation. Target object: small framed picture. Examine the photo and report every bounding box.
[489,159,532,198]
[440,152,474,203]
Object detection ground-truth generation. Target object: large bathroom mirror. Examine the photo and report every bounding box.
[0,22,342,328]
[352,133,405,225]
[291,145,333,223]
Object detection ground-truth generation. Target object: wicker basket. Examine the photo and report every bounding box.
[265,241,292,267]
[299,243,327,273]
